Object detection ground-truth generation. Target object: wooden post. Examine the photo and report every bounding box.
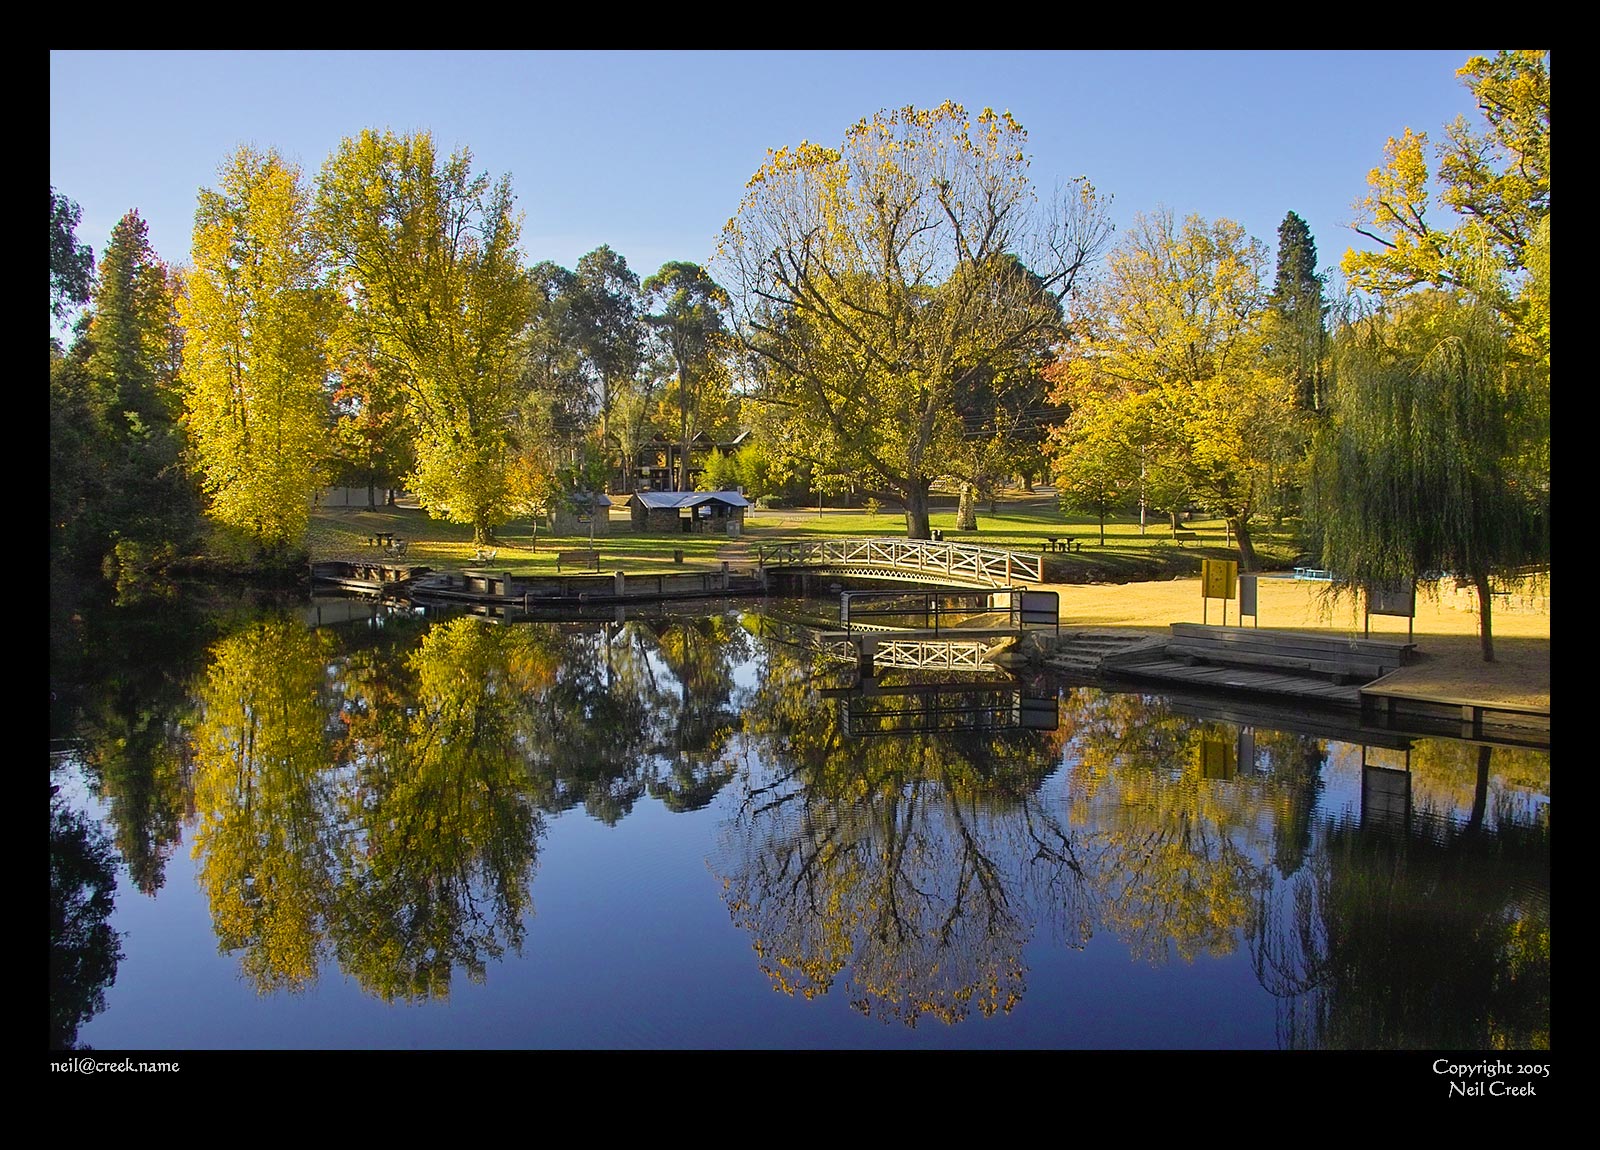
[857,637,875,679]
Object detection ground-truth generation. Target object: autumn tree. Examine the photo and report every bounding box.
[318,130,534,543]
[179,147,335,550]
[1047,375,1138,546]
[719,102,1110,537]
[642,261,730,492]
[1344,50,1548,355]
[328,336,416,509]
[1048,211,1299,568]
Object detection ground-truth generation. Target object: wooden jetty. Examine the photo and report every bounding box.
[1100,623,1415,709]
[408,565,765,611]
[310,560,426,597]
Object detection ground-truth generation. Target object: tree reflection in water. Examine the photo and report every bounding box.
[190,617,548,999]
[50,787,124,1049]
[1252,740,1550,1049]
[52,595,1549,1047]
[716,636,1070,1025]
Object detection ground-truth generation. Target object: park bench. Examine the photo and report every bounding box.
[388,538,408,557]
[1172,531,1199,542]
[556,549,599,572]
[474,547,497,563]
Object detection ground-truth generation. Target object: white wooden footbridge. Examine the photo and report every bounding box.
[755,537,1043,588]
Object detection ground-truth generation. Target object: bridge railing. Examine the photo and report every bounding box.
[757,537,1042,586]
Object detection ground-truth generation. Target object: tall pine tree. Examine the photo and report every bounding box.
[64,211,200,570]
[1267,211,1328,412]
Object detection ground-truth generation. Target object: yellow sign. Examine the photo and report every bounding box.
[1201,559,1238,600]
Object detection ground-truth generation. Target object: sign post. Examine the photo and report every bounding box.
[1200,559,1239,625]
[1364,580,1417,642]
[1238,573,1258,627]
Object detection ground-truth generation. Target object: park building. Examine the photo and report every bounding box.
[620,430,751,494]
[627,490,749,535]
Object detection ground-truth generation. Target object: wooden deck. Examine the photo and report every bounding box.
[1101,624,1416,709]
[1360,683,1550,747]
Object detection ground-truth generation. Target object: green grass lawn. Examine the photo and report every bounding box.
[306,489,1305,580]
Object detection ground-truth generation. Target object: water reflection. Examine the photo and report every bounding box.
[1253,741,1551,1049]
[50,595,1551,1047]
[49,786,123,1049]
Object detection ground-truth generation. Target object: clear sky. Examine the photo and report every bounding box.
[50,49,1485,297]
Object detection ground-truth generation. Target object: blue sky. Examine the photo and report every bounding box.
[51,50,1484,296]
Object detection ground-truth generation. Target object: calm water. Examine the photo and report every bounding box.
[49,589,1550,1051]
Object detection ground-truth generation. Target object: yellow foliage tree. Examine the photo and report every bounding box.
[1050,211,1302,567]
[179,147,335,549]
[720,102,1110,537]
[318,130,534,543]
[1343,50,1549,361]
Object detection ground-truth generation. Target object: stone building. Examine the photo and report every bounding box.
[550,492,613,536]
[627,490,749,535]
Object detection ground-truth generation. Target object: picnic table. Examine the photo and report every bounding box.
[371,531,396,548]
[1041,537,1081,553]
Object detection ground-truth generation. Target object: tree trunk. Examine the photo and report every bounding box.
[677,368,691,492]
[1474,572,1496,661]
[902,481,932,539]
[1230,516,1258,571]
[956,483,978,530]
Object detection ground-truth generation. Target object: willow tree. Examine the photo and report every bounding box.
[1321,50,1550,660]
[317,130,533,543]
[1313,291,1547,661]
[180,148,335,549]
[719,102,1110,538]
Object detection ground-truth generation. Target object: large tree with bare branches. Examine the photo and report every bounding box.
[718,102,1110,537]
